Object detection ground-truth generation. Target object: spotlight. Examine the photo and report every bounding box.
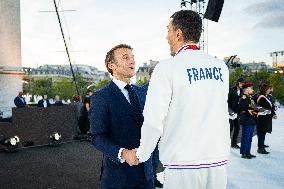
[49,132,61,146]
[4,136,20,153]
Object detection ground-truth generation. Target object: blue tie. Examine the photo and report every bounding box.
[124,84,141,116]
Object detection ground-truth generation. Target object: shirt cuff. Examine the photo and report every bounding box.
[118,148,125,163]
[136,147,147,163]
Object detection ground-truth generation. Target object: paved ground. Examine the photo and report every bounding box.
[0,140,164,189]
[0,141,102,189]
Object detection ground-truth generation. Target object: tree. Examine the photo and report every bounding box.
[53,79,76,100]
[269,73,284,103]
[229,68,284,103]
[245,70,270,94]
[229,68,243,87]
[93,79,111,91]
[74,73,92,96]
[30,78,54,97]
[136,79,149,87]
[247,70,270,86]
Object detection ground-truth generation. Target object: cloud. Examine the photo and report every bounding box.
[253,13,284,29]
[245,0,284,15]
[245,0,284,29]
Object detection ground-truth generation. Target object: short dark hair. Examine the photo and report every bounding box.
[72,95,81,102]
[259,82,270,95]
[105,44,133,75]
[170,10,202,43]
[236,77,245,86]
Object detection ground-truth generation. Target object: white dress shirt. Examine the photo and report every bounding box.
[43,100,47,108]
[112,78,130,103]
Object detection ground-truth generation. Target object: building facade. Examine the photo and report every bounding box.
[23,64,110,84]
[136,60,159,82]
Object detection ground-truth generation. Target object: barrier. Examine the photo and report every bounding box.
[0,106,77,146]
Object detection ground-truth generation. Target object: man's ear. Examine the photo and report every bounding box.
[108,62,116,71]
[176,29,183,41]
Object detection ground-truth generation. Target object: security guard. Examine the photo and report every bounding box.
[239,82,259,159]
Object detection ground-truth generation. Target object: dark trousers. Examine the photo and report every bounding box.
[257,129,266,148]
[152,146,159,180]
[240,124,255,155]
[78,113,90,134]
[229,118,240,145]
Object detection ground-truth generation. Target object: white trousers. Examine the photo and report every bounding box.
[163,165,227,189]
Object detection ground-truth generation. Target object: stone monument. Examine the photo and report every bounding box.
[0,0,23,118]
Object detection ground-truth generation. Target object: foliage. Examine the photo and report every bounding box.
[29,78,54,97]
[93,80,111,91]
[229,68,243,86]
[246,70,270,88]
[136,79,149,87]
[53,79,76,100]
[229,69,284,103]
[268,74,284,104]
[74,73,92,96]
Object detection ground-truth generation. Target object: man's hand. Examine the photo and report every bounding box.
[121,149,139,166]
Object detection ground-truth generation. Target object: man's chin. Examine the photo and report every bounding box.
[127,73,135,79]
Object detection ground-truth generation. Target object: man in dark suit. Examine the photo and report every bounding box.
[37,94,51,108]
[14,92,26,108]
[228,78,244,148]
[89,44,154,189]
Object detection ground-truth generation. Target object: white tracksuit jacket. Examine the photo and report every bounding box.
[137,46,230,168]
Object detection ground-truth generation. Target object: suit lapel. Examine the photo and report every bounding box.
[109,81,139,124]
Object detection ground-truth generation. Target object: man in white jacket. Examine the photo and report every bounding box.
[132,10,230,189]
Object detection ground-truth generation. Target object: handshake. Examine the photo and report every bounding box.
[121,149,141,166]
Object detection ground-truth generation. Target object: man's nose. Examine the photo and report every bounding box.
[129,58,135,64]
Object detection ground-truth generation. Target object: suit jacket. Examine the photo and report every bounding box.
[257,94,273,133]
[90,81,153,188]
[14,96,26,108]
[228,86,243,114]
[37,99,51,108]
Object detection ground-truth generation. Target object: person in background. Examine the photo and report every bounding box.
[239,82,259,159]
[84,89,93,112]
[70,95,84,133]
[268,86,278,116]
[78,90,93,135]
[256,83,277,154]
[54,95,64,106]
[228,78,244,149]
[37,94,51,108]
[267,87,277,110]
[14,92,27,108]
